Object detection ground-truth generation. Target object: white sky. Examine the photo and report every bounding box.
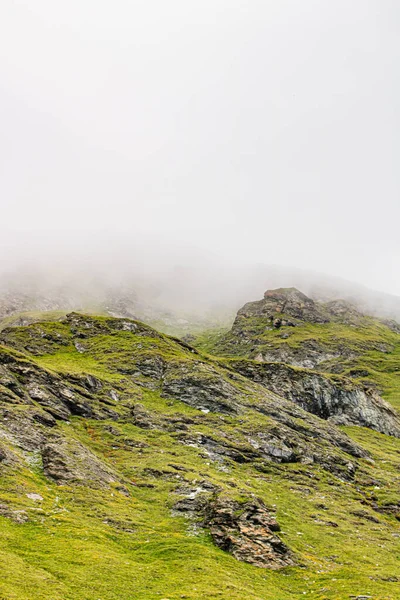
[1,1,399,294]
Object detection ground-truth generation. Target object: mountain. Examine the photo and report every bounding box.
[2,264,400,338]
[0,305,399,599]
[0,267,229,337]
[195,287,400,410]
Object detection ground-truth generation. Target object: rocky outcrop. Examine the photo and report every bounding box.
[238,288,366,326]
[262,288,329,323]
[0,346,121,421]
[175,399,367,477]
[0,441,19,468]
[204,496,294,569]
[162,363,241,414]
[206,288,400,439]
[42,436,118,487]
[229,360,400,437]
[174,490,294,569]
[226,289,387,360]
[254,338,356,370]
[0,315,369,482]
[324,299,365,325]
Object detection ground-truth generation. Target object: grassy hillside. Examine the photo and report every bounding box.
[0,313,399,599]
[193,304,400,413]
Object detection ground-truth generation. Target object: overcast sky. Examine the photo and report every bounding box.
[1,1,399,294]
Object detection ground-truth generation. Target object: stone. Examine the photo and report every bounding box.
[229,360,400,438]
[174,492,294,569]
[26,493,43,501]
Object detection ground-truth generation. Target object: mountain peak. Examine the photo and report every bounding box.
[263,287,307,300]
[243,288,329,324]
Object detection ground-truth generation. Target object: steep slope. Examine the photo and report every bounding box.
[195,288,400,426]
[224,359,400,436]
[0,313,399,599]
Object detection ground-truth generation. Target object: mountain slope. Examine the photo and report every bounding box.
[0,313,399,599]
[195,288,400,414]
[3,264,400,338]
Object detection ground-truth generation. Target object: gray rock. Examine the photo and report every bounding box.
[162,363,241,414]
[42,436,117,487]
[174,492,295,569]
[229,360,400,438]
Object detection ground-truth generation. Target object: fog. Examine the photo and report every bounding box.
[1,1,399,304]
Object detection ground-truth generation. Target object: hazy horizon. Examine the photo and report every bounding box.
[1,1,399,295]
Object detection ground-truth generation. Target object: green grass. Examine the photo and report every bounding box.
[0,311,69,332]
[0,314,399,599]
[193,316,400,409]
[1,415,399,599]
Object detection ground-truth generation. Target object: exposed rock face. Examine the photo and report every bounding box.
[227,289,372,362]
[207,288,400,439]
[162,363,241,414]
[175,399,367,478]
[229,360,400,437]
[257,339,354,370]
[262,288,329,323]
[231,288,377,343]
[324,299,365,325]
[0,346,121,422]
[131,403,158,429]
[252,338,392,372]
[204,496,294,569]
[42,436,117,487]
[382,319,400,334]
[259,289,364,326]
[174,491,294,569]
[0,502,29,523]
[0,441,19,468]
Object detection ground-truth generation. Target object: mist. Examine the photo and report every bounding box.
[1,0,399,303]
